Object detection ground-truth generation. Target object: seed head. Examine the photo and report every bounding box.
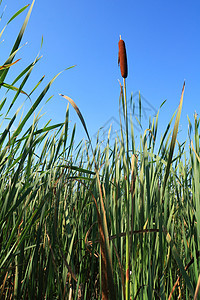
[118,38,128,78]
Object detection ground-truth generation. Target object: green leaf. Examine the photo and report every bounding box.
[161,82,185,200]
[1,82,29,97]
[59,94,91,142]
[0,0,35,82]
[11,71,64,140]
[7,4,30,25]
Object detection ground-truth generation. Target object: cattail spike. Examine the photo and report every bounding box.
[118,38,128,78]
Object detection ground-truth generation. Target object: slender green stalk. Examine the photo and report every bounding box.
[123,77,130,300]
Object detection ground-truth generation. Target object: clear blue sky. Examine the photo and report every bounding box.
[1,0,200,149]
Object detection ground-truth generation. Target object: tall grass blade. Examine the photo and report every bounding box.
[59,94,91,142]
[162,82,185,200]
[0,0,35,82]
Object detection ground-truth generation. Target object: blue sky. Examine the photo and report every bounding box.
[1,0,200,149]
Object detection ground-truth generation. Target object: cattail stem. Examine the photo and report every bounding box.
[124,77,130,300]
[123,78,127,119]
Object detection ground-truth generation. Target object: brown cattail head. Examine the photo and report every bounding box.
[118,38,128,78]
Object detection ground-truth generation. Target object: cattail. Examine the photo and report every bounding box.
[118,37,128,78]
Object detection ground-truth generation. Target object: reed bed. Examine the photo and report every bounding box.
[0,2,200,299]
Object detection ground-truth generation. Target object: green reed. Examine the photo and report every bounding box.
[0,2,200,300]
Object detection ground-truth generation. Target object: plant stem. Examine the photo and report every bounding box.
[124,77,130,300]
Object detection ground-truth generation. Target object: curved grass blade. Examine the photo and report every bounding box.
[11,71,65,141]
[7,4,30,25]
[0,0,35,82]
[0,59,21,70]
[161,82,185,200]
[59,94,91,142]
[28,75,45,98]
[11,57,41,87]
[0,4,29,39]
[1,82,29,97]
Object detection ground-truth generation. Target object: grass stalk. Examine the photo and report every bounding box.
[123,77,130,300]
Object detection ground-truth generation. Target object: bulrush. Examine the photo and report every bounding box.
[118,36,128,78]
